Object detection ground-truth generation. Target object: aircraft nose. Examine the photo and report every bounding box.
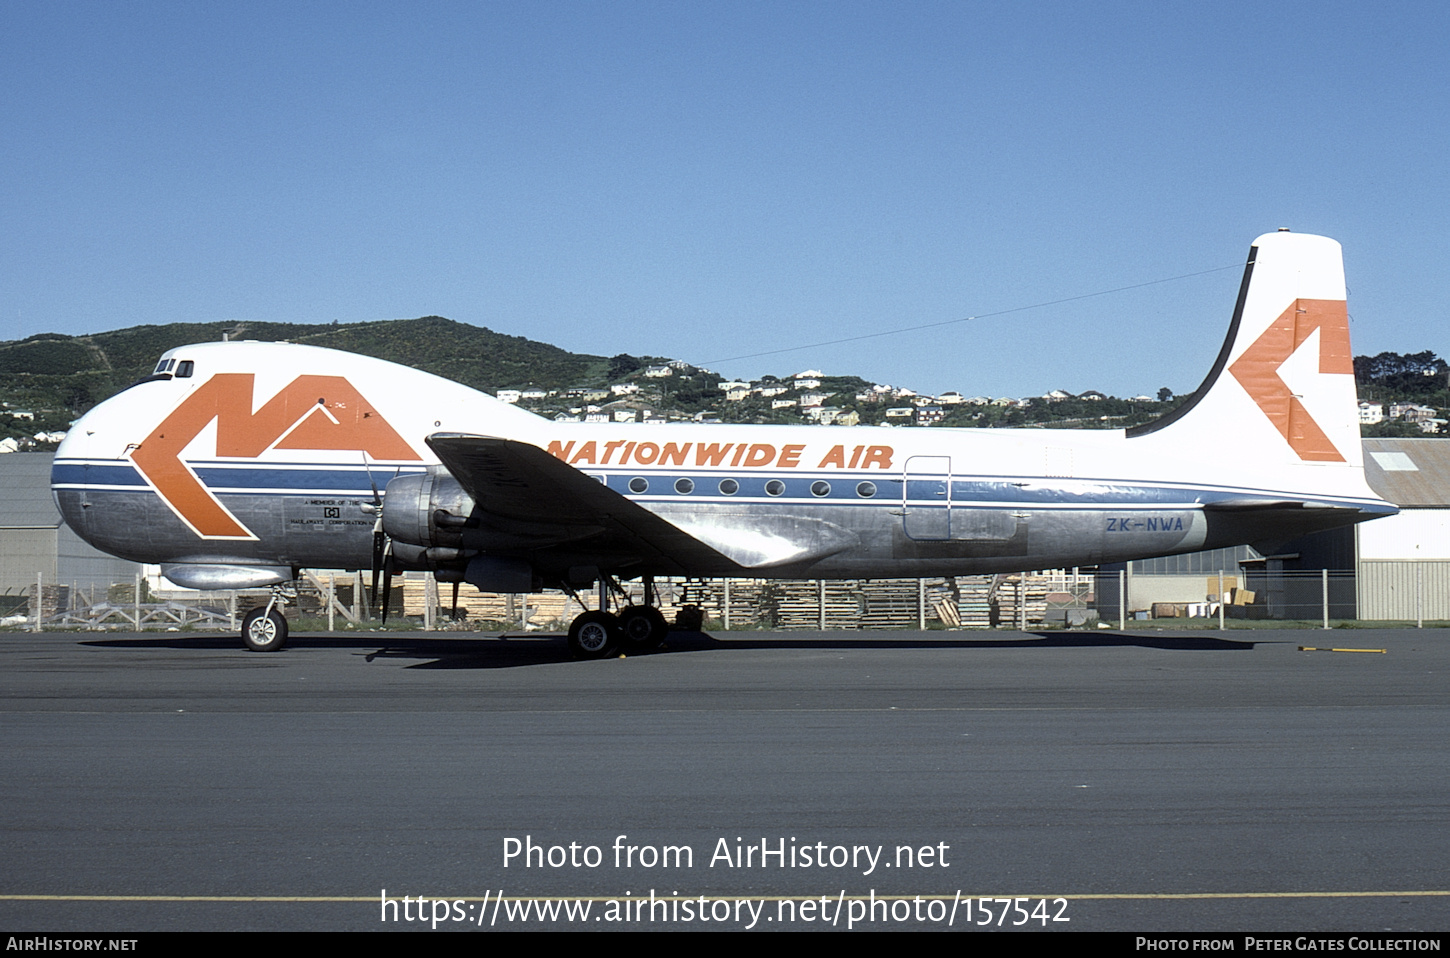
[51,421,93,538]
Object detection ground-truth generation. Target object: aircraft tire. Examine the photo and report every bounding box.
[567,611,619,659]
[241,607,288,652]
[618,605,668,650]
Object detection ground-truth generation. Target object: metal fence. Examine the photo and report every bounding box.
[1098,569,1361,628]
[3,565,1449,632]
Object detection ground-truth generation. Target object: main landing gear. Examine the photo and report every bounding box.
[563,575,670,659]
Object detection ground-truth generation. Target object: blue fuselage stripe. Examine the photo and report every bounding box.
[51,458,1380,513]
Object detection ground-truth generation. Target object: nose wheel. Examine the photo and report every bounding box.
[240,584,293,652]
[241,605,289,652]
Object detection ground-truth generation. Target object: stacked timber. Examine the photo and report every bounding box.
[665,578,768,628]
[992,573,1052,627]
[953,576,996,629]
[29,584,71,620]
[391,572,1073,631]
[860,579,922,629]
[771,580,862,630]
[400,577,581,629]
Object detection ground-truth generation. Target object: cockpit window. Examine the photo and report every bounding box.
[124,355,182,393]
[175,360,194,378]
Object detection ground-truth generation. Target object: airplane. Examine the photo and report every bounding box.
[51,230,1397,655]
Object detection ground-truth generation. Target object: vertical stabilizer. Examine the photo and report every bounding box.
[1128,231,1362,471]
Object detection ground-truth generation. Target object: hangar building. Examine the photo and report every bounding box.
[0,453,140,597]
[1097,438,1450,621]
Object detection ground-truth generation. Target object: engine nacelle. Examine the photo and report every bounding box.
[381,469,475,549]
[388,541,470,576]
[380,469,541,591]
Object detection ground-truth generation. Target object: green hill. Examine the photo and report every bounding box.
[2,320,1444,448]
[0,317,614,431]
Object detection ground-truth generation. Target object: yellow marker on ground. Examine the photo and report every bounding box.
[1298,646,1386,653]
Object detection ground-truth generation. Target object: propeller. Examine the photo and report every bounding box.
[362,458,400,623]
[362,460,466,626]
[379,555,394,624]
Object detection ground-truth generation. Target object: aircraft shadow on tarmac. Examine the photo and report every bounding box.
[81,629,1258,670]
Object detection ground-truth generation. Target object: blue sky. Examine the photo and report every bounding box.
[3,1,1447,398]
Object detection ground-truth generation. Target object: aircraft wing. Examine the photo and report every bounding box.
[425,433,742,576]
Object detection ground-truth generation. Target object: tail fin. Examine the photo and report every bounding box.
[1128,230,1362,470]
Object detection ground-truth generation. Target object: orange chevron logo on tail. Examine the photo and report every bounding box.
[1229,298,1353,462]
[131,374,421,539]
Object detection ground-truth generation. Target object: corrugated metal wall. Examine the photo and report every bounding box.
[1357,560,1450,620]
[0,528,57,593]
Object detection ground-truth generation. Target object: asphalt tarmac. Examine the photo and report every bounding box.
[2,626,1448,932]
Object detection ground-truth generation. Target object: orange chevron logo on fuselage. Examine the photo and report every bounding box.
[1228,298,1353,462]
[130,374,422,539]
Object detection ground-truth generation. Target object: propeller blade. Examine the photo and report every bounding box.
[451,581,460,619]
[369,518,384,609]
[381,562,394,624]
[365,466,381,506]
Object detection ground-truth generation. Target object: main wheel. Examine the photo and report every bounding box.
[618,605,668,650]
[567,610,619,659]
[241,606,288,652]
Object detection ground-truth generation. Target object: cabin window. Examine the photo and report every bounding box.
[856,481,877,498]
[628,477,649,494]
[811,481,831,497]
[718,478,739,496]
[764,479,785,497]
[674,477,694,495]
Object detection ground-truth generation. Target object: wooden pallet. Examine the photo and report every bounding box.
[392,571,1087,630]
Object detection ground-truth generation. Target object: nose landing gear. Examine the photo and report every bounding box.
[241,585,293,652]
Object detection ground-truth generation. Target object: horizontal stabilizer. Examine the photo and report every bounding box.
[1202,499,1354,513]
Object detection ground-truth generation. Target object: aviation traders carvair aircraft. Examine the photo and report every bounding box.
[52,231,1396,655]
